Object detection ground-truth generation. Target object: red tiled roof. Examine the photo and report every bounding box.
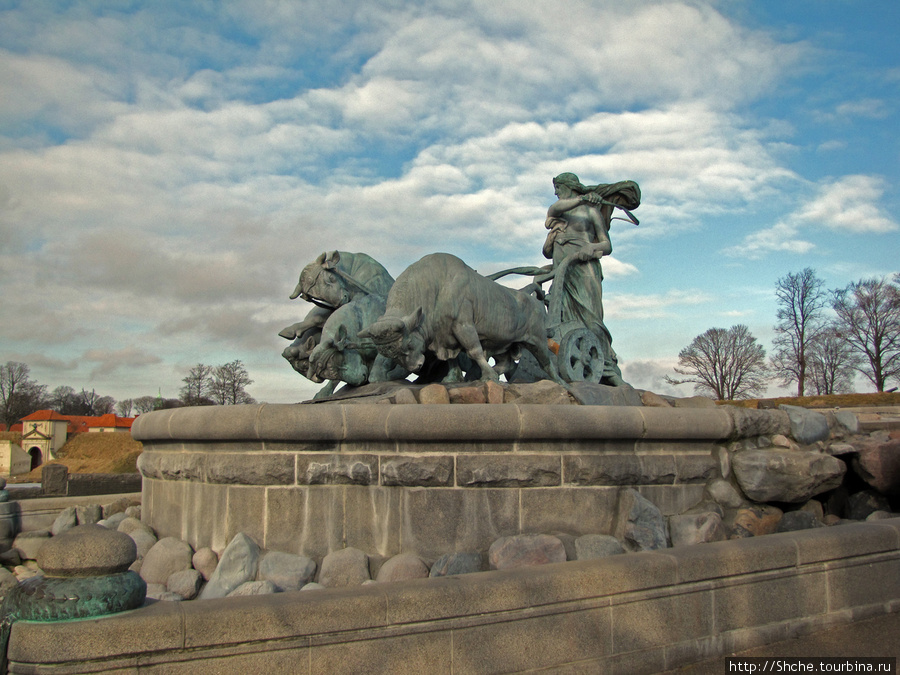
[19,410,135,432]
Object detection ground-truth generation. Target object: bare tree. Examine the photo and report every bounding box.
[132,396,159,414]
[180,363,215,406]
[0,362,47,428]
[211,360,256,405]
[831,277,900,391]
[48,385,80,414]
[770,268,828,396]
[76,389,116,416]
[665,325,769,400]
[806,326,861,395]
[115,399,134,417]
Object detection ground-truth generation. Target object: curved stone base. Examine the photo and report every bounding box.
[133,403,789,560]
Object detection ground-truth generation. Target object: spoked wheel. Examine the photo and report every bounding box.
[558,328,605,383]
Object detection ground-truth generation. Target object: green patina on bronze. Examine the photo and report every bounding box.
[0,571,146,673]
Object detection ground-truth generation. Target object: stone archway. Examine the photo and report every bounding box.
[28,447,42,471]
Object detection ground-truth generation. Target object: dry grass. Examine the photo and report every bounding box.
[9,432,143,483]
[720,391,900,409]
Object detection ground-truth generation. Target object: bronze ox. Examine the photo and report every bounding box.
[359,253,562,383]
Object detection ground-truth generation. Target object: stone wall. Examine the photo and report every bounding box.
[7,518,900,674]
[134,404,781,559]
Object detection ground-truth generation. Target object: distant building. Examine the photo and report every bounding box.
[0,441,31,477]
[18,410,136,471]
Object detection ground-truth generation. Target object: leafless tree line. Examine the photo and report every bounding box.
[669,270,900,400]
[1,359,255,428]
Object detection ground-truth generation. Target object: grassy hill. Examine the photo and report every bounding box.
[8,432,143,483]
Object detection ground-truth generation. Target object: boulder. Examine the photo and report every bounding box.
[258,551,317,591]
[375,553,429,583]
[429,552,484,577]
[167,568,203,600]
[669,512,727,547]
[418,384,450,404]
[128,529,158,559]
[12,531,50,561]
[732,449,846,503]
[51,507,77,536]
[192,547,219,581]
[730,505,783,538]
[614,489,668,551]
[448,385,486,404]
[38,524,136,577]
[848,490,891,521]
[779,405,830,444]
[574,534,625,559]
[118,517,155,538]
[852,439,900,495]
[76,504,102,525]
[318,547,370,588]
[705,478,745,509]
[503,381,572,405]
[488,534,566,571]
[640,391,672,407]
[98,512,128,530]
[228,580,278,597]
[140,537,194,586]
[199,533,260,599]
[300,582,325,591]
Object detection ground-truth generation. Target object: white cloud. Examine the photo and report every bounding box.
[721,222,815,260]
[795,175,899,234]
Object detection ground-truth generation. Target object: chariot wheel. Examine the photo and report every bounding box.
[558,328,605,383]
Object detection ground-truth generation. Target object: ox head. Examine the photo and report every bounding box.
[308,325,369,386]
[282,332,320,380]
[289,251,350,309]
[357,308,426,373]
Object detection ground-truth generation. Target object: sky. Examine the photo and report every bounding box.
[1,0,898,405]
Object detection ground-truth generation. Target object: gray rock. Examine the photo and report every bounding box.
[124,505,142,519]
[429,552,484,577]
[140,537,194,586]
[103,497,137,518]
[828,443,857,456]
[192,547,219,581]
[732,449,846,503]
[227,580,278,597]
[199,533,260,599]
[779,404,830,444]
[258,551,316,591]
[76,504,102,526]
[375,553,429,583]
[705,478,745,509]
[488,534,566,571]
[574,534,625,560]
[776,510,824,532]
[852,439,900,495]
[51,507,77,536]
[98,512,128,530]
[129,529,158,559]
[552,532,577,561]
[834,411,859,434]
[848,490,891,521]
[318,547,370,588]
[300,582,325,591]
[38,524,137,577]
[117,517,155,538]
[503,381,573,405]
[167,568,203,600]
[615,489,668,551]
[145,583,167,600]
[12,530,50,561]
[669,512,727,547]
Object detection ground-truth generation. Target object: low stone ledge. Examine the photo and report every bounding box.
[9,520,900,674]
[133,403,745,444]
